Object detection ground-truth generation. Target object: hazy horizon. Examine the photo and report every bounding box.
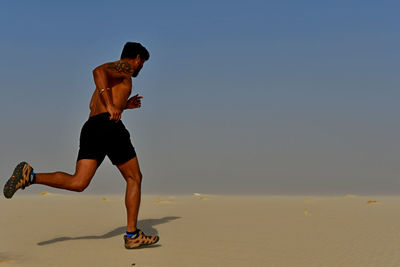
[1,1,399,195]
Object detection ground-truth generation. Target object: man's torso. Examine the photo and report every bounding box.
[89,75,132,117]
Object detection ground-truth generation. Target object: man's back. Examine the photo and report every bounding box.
[89,60,134,118]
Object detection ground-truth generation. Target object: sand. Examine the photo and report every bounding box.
[1,193,400,266]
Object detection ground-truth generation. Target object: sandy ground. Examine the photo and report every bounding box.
[1,193,400,266]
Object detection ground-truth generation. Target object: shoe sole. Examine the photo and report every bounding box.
[124,236,160,249]
[3,162,29,199]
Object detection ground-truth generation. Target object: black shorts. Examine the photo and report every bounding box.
[77,113,136,166]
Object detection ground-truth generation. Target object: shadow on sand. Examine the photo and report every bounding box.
[37,216,180,246]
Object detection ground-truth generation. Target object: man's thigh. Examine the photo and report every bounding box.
[116,157,142,181]
[75,158,99,181]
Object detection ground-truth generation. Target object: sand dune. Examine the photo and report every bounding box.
[1,194,400,266]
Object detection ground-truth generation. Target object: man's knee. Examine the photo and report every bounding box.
[72,181,90,192]
[125,172,142,184]
[74,182,89,192]
[71,176,91,192]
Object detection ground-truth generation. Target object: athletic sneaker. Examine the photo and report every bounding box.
[3,162,35,199]
[124,229,159,249]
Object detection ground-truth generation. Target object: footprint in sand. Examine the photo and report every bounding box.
[0,260,15,264]
[367,200,380,205]
[304,209,309,216]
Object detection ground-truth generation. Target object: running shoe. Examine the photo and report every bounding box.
[124,229,159,249]
[3,162,35,199]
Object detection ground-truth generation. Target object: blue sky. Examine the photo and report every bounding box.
[0,0,399,194]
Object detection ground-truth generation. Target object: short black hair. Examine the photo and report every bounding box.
[120,42,150,61]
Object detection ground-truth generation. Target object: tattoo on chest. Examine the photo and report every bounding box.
[107,61,133,74]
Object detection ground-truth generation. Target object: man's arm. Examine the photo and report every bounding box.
[92,60,134,121]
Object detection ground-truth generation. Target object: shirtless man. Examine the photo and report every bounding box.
[3,42,159,249]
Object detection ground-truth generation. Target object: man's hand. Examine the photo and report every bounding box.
[126,94,143,109]
[107,104,122,122]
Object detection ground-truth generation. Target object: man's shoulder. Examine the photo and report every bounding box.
[106,60,130,69]
[95,60,133,80]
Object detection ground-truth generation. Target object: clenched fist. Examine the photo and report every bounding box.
[126,94,143,109]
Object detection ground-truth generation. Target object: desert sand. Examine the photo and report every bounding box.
[1,193,400,266]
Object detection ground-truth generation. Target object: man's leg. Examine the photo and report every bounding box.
[116,156,159,249]
[35,159,98,192]
[117,157,142,232]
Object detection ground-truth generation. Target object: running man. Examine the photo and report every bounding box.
[3,42,159,249]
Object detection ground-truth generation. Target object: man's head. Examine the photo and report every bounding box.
[121,42,150,77]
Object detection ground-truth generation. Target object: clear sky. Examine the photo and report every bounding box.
[0,0,399,195]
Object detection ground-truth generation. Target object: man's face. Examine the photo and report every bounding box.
[132,57,145,77]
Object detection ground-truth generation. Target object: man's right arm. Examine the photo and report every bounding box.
[92,61,134,121]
